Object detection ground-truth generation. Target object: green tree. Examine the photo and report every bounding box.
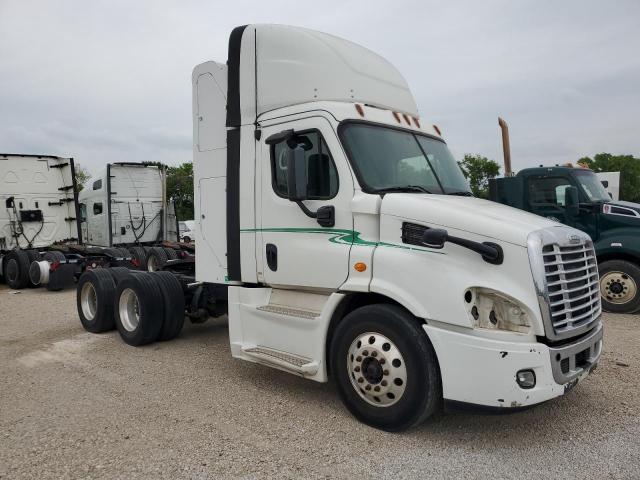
[74,163,91,191]
[142,161,194,219]
[578,153,640,202]
[458,154,501,198]
[166,162,194,220]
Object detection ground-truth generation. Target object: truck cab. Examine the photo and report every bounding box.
[186,24,605,430]
[490,166,640,313]
[78,163,175,247]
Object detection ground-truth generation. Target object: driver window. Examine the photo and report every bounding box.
[528,177,572,206]
[271,131,338,199]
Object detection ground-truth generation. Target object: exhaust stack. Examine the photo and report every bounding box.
[498,117,513,176]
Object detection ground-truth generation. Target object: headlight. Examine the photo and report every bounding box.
[464,288,531,334]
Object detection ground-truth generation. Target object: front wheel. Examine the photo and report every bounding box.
[330,304,441,431]
[599,260,640,313]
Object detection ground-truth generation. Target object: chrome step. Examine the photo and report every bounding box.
[256,304,319,320]
[242,346,319,375]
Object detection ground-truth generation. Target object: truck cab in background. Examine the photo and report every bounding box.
[78,163,176,247]
[490,166,640,313]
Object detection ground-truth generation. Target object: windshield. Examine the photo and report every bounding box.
[574,169,611,202]
[340,123,471,195]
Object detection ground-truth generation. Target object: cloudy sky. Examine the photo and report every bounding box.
[1,0,638,178]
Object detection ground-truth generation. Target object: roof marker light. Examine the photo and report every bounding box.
[392,111,401,123]
[413,117,421,128]
[433,124,442,136]
[402,114,411,125]
[355,104,364,117]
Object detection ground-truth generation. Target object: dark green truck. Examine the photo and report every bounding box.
[490,166,640,313]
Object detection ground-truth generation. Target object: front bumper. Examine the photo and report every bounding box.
[423,320,602,408]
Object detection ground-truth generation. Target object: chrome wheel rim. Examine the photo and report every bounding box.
[347,332,407,407]
[600,271,637,305]
[119,288,140,332]
[80,282,98,321]
[147,255,157,272]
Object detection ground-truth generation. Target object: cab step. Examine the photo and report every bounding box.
[242,346,319,375]
[256,304,320,319]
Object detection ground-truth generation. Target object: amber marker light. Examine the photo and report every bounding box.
[433,124,442,136]
[354,262,367,272]
[355,104,365,117]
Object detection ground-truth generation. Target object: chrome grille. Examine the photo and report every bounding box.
[541,240,601,335]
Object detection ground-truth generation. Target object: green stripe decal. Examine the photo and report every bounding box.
[240,228,444,254]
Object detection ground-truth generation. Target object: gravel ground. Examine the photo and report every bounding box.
[0,284,638,479]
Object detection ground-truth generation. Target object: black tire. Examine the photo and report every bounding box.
[76,269,117,333]
[43,251,66,263]
[182,236,191,243]
[163,247,178,260]
[104,248,123,257]
[330,304,442,432]
[3,250,31,289]
[107,267,133,285]
[598,260,640,314]
[113,272,163,346]
[25,250,41,287]
[128,246,147,270]
[145,247,168,272]
[151,272,185,341]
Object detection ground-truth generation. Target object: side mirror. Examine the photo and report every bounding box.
[421,228,448,249]
[286,145,308,202]
[565,186,579,216]
[601,180,609,188]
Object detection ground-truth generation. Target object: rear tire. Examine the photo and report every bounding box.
[163,247,178,260]
[114,272,163,346]
[25,250,41,287]
[76,269,117,333]
[151,272,185,341]
[3,251,31,289]
[599,260,640,313]
[330,304,442,431]
[128,246,147,270]
[145,247,168,272]
[107,266,134,285]
[182,236,191,243]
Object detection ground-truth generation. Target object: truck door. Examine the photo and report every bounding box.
[259,117,353,289]
[525,176,573,225]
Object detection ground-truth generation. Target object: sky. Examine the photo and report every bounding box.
[1,0,639,178]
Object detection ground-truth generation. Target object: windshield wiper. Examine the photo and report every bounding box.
[446,191,473,196]
[374,185,433,194]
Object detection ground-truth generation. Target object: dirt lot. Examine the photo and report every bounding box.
[0,284,638,479]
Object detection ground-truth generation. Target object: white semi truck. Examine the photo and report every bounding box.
[76,24,603,431]
[78,163,183,271]
[0,154,84,289]
[1,156,186,290]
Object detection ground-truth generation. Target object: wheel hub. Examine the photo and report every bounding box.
[347,332,407,407]
[600,271,637,305]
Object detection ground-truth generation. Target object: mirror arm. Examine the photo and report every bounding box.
[446,235,503,265]
[295,201,317,219]
[294,202,335,227]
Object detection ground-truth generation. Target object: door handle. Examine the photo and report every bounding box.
[266,243,278,271]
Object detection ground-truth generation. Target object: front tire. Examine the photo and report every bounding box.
[599,260,640,313]
[330,304,441,431]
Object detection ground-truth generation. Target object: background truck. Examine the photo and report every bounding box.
[76,24,603,431]
[0,153,83,289]
[78,162,183,271]
[489,122,640,313]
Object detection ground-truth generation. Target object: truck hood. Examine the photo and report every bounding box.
[381,194,558,247]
